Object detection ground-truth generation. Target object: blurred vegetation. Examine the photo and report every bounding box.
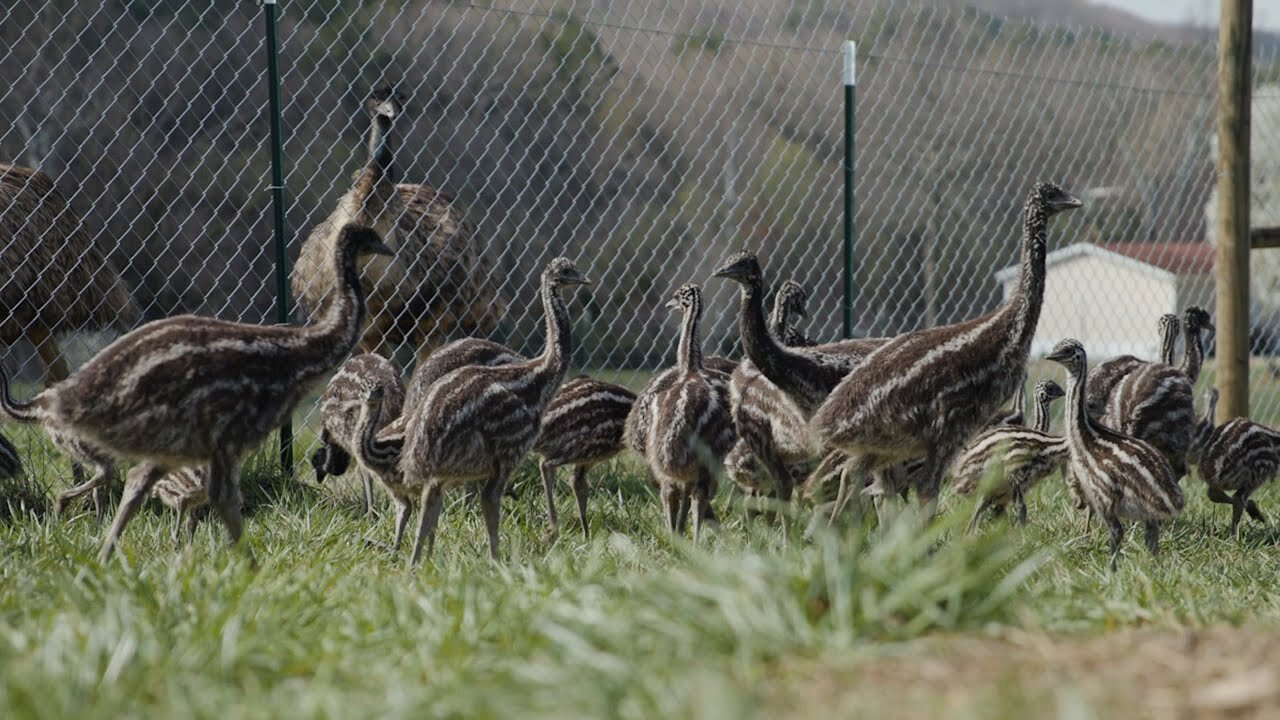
[0,0,1236,371]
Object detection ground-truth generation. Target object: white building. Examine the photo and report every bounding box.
[994,242,1214,359]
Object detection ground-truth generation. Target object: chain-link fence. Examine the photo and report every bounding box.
[3,1,1280,486]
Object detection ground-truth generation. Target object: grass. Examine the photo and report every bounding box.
[5,419,1280,717]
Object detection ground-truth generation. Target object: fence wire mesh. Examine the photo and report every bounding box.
[3,0,1280,493]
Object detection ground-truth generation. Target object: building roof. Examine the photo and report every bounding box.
[1098,242,1215,275]
[993,241,1212,284]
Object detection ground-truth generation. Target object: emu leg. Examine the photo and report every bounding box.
[410,484,444,566]
[185,507,203,544]
[172,507,184,549]
[358,467,376,516]
[675,488,691,535]
[390,496,413,553]
[480,472,506,560]
[99,463,165,563]
[570,465,590,539]
[1015,485,1029,526]
[966,496,992,535]
[691,469,714,545]
[539,459,560,539]
[1107,517,1125,572]
[1143,521,1160,558]
[55,462,113,517]
[660,483,681,535]
[207,451,245,549]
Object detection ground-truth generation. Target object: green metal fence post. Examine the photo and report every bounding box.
[262,0,293,474]
[842,41,856,339]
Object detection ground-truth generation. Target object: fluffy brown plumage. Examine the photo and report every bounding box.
[312,353,405,514]
[953,378,1066,531]
[398,258,588,563]
[532,376,636,538]
[725,279,822,503]
[770,280,816,348]
[1102,361,1195,479]
[1198,417,1278,537]
[1049,339,1183,570]
[292,87,504,363]
[0,162,139,382]
[1,224,392,562]
[645,284,735,542]
[1084,313,1179,420]
[812,182,1082,510]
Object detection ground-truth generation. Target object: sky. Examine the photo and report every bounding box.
[1093,0,1280,31]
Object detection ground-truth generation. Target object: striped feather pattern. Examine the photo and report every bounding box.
[951,378,1066,526]
[812,183,1081,503]
[398,258,587,561]
[1050,339,1182,569]
[1103,362,1195,478]
[534,376,636,467]
[1177,306,1213,383]
[314,353,405,512]
[1198,418,1280,535]
[1084,313,1179,419]
[152,466,210,511]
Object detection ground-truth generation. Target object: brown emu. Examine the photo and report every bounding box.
[0,224,392,562]
[1048,339,1182,570]
[954,378,1067,530]
[811,182,1081,511]
[1198,417,1278,537]
[1084,313,1179,420]
[312,353,405,514]
[292,87,503,363]
[398,258,588,563]
[532,376,636,539]
[644,284,735,542]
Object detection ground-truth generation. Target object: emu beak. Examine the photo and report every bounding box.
[796,306,809,319]
[1045,349,1070,364]
[1049,193,1083,212]
[368,241,395,257]
[664,298,680,310]
[563,270,591,286]
[376,100,398,119]
[367,387,385,402]
[713,258,751,280]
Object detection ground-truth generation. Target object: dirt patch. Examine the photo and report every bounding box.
[767,626,1280,719]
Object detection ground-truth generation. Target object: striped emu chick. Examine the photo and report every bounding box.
[1198,417,1279,537]
[0,224,392,562]
[1102,357,1196,479]
[150,466,211,548]
[531,376,636,539]
[1048,339,1183,570]
[953,378,1066,531]
[715,252,883,417]
[1085,313,1180,419]
[1177,306,1214,383]
[645,284,735,542]
[726,278,823,502]
[399,258,589,563]
[769,280,817,348]
[1187,388,1220,467]
[812,182,1082,510]
[0,430,21,480]
[311,353,405,515]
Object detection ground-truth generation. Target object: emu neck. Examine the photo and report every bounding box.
[304,242,368,369]
[1009,204,1049,352]
[1159,323,1179,366]
[359,402,399,472]
[532,279,573,399]
[768,296,790,341]
[1032,394,1053,433]
[677,301,704,373]
[368,114,394,179]
[739,278,796,378]
[1179,326,1204,380]
[1064,364,1093,443]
